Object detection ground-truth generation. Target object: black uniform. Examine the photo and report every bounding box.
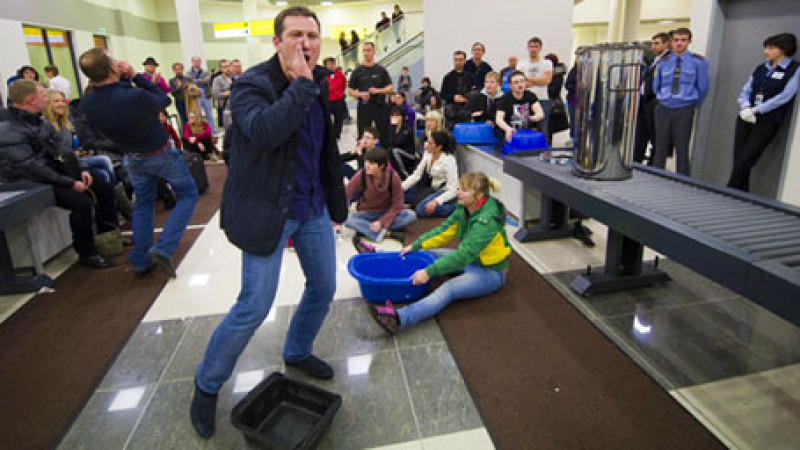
[349,64,393,140]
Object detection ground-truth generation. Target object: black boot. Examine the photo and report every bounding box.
[189,381,217,438]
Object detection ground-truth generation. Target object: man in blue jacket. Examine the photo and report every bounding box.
[652,28,709,175]
[190,6,347,439]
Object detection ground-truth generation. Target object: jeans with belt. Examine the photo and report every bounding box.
[123,142,198,271]
[196,208,337,394]
[398,249,507,328]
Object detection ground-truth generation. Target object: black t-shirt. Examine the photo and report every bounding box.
[349,64,392,106]
[497,91,540,129]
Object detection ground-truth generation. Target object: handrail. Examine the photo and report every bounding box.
[337,11,423,72]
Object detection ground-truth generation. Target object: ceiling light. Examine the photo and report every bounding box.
[321,1,333,5]
[276,1,288,5]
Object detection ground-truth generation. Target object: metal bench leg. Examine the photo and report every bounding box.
[0,230,54,296]
[514,195,575,242]
[570,229,670,296]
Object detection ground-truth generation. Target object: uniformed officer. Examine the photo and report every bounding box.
[652,28,709,175]
[633,32,670,164]
[728,33,799,192]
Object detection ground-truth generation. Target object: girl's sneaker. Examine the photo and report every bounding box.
[352,235,376,253]
[370,300,399,335]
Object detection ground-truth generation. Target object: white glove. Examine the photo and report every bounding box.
[739,107,756,124]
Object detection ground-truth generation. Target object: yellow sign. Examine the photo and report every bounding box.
[213,21,249,38]
[249,19,275,36]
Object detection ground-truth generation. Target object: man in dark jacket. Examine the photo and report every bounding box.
[441,50,477,126]
[0,80,115,269]
[190,6,347,439]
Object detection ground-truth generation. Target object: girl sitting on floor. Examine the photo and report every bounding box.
[183,112,219,161]
[402,130,459,218]
[371,172,511,335]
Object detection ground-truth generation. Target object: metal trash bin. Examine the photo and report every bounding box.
[572,42,646,181]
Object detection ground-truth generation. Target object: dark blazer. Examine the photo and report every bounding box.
[221,54,347,256]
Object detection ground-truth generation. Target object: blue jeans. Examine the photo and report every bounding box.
[197,97,217,134]
[344,209,417,241]
[415,190,456,218]
[196,208,337,394]
[80,154,117,185]
[398,249,506,328]
[123,143,198,272]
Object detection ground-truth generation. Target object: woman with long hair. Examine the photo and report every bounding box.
[401,130,459,218]
[183,112,219,161]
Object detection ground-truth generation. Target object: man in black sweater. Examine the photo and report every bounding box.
[441,50,477,126]
[79,48,198,279]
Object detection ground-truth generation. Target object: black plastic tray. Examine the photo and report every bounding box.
[231,372,342,449]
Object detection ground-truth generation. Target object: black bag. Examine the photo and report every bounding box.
[548,99,570,134]
[183,151,209,194]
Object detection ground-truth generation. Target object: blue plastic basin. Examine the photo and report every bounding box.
[501,129,548,155]
[453,122,497,145]
[347,251,435,303]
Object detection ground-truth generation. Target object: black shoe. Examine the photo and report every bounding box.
[352,235,376,254]
[79,254,114,269]
[133,263,154,278]
[190,382,218,438]
[572,223,596,248]
[148,252,177,278]
[285,355,334,380]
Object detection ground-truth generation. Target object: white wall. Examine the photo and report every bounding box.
[0,18,30,102]
[424,0,573,90]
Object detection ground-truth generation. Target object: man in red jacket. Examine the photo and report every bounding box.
[324,57,347,140]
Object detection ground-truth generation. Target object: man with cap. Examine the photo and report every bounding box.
[140,57,170,94]
[652,28,709,175]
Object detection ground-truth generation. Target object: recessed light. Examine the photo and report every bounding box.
[276,1,288,5]
[321,1,333,5]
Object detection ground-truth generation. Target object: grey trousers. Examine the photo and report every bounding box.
[653,104,695,175]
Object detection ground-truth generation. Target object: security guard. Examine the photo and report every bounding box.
[633,32,671,164]
[652,28,709,175]
[728,33,799,192]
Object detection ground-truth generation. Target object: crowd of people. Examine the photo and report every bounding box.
[0,4,798,442]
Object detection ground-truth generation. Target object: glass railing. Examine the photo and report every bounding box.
[339,11,423,73]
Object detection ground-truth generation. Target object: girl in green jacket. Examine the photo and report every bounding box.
[371,172,511,335]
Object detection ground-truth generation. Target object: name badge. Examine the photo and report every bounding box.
[772,72,785,80]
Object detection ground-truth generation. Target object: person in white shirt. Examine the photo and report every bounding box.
[44,65,71,100]
[517,37,553,143]
[402,130,459,218]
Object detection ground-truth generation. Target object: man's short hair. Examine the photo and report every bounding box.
[485,71,499,82]
[79,47,113,83]
[395,91,406,100]
[528,37,543,46]
[472,42,485,52]
[274,6,320,39]
[172,62,184,69]
[764,32,797,57]
[509,70,526,82]
[8,79,39,105]
[390,106,406,119]
[652,32,670,43]
[453,50,467,59]
[671,27,692,39]
[231,59,241,63]
[220,59,230,64]
[363,41,376,49]
[44,64,59,76]
[365,146,389,167]
[323,57,336,64]
[363,126,380,139]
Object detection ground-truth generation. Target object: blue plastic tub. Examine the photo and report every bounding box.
[347,251,435,303]
[453,122,497,145]
[501,129,548,155]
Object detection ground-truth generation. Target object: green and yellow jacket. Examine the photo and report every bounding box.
[411,196,511,277]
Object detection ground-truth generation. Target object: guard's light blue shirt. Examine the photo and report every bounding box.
[737,57,800,114]
[654,51,709,109]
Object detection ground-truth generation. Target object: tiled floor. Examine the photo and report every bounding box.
[21,123,799,449]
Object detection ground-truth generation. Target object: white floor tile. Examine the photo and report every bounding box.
[420,428,494,450]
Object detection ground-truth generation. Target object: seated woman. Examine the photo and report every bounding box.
[44,89,117,186]
[344,147,416,244]
[183,112,219,160]
[402,130,459,218]
[341,126,379,180]
[385,107,416,179]
[370,172,510,335]
[415,110,444,160]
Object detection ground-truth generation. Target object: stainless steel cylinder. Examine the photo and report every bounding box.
[572,42,646,181]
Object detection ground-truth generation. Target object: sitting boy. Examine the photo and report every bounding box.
[344,147,417,246]
[341,126,379,180]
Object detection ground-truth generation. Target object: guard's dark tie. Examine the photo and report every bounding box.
[670,56,682,95]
